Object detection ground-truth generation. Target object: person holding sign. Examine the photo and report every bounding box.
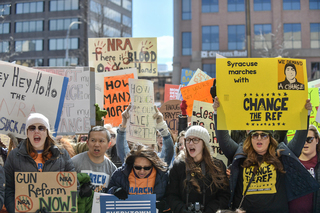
[213,97,319,212]
[278,63,304,90]
[4,113,75,213]
[166,125,230,213]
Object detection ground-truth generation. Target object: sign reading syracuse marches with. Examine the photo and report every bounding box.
[15,172,77,212]
[0,61,68,138]
[159,100,181,137]
[38,67,95,134]
[127,79,156,144]
[88,37,157,77]
[216,58,308,130]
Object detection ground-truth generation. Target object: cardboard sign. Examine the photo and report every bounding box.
[164,84,180,102]
[88,38,157,77]
[180,69,196,86]
[180,78,215,116]
[187,68,211,86]
[99,194,156,213]
[159,100,181,137]
[15,172,77,212]
[0,61,68,138]
[38,67,95,134]
[216,58,308,130]
[126,79,156,144]
[103,73,134,126]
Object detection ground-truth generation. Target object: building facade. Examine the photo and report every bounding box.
[172,0,320,84]
[0,0,132,67]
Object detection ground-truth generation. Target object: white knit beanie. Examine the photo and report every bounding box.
[185,125,211,151]
[25,113,50,134]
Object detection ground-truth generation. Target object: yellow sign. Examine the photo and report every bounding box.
[216,58,308,130]
[88,37,157,77]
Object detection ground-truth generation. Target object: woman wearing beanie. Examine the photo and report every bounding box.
[213,97,319,213]
[4,113,75,213]
[166,125,230,213]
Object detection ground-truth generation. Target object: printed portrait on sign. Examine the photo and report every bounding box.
[278,62,304,90]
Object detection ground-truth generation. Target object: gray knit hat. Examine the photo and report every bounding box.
[185,125,211,152]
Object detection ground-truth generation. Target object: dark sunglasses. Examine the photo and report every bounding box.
[133,165,152,171]
[28,125,46,132]
[110,134,116,139]
[306,137,315,143]
[251,132,269,140]
[81,136,88,141]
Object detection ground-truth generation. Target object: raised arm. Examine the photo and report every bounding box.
[116,103,131,164]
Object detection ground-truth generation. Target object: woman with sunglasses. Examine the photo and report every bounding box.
[213,97,319,213]
[166,125,230,213]
[288,125,320,212]
[106,143,169,212]
[4,113,75,213]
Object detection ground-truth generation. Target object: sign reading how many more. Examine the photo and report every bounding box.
[88,37,158,77]
[216,58,308,130]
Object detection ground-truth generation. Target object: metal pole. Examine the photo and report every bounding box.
[65,21,82,66]
[245,0,251,58]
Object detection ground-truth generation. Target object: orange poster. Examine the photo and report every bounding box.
[103,73,134,126]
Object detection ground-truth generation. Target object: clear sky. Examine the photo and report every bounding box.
[132,0,173,69]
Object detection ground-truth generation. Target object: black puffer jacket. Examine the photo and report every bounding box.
[4,140,75,213]
[314,152,320,213]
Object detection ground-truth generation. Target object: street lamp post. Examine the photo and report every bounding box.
[65,21,82,66]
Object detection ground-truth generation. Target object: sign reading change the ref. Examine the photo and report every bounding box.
[216,58,308,130]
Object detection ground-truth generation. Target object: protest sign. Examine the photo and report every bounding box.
[15,172,77,212]
[180,78,215,116]
[127,79,156,144]
[180,69,196,86]
[164,84,180,102]
[216,58,308,130]
[88,37,157,77]
[103,73,134,126]
[187,68,211,86]
[0,61,68,138]
[100,194,156,213]
[38,67,95,134]
[159,100,181,137]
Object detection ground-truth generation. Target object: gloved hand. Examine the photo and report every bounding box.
[210,79,216,102]
[180,100,187,116]
[35,207,49,213]
[79,182,93,198]
[156,200,166,211]
[114,187,128,200]
[121,103,132,128]
[153,106,169,136]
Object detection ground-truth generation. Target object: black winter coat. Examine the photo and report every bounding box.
[4,140,75,213]
[314,152,320,213]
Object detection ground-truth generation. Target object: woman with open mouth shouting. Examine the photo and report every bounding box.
[213,96,319,213]
[166,125,230,213]
[4,113,75,213]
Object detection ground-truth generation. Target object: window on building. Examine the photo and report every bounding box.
[202,0,219,13]
[311,62,320,79]
[182,0,191,20]
[158,78,166,87]
[254,24,272,49]
[228,25,245,50]
[123,15,131,27]
[90,0,101,13]
[49,38,79,50]
[110,0,121,6]
[16,59,43,67]
[122,0,131,11]
[310,0,320,9]
[254,0,271,11]
[182,32,192,55]
[49,0,79,11]
[15,40,43,52]
[228,0,245,12]
[104,7,121,23]
[283,23,301,49]
[0,23,10,34]
[203,64,216,78]
[49,58,78,66]
[311,23,320,48]
[103,25,121,37]
[0,41,9,53]
[202,26,219,50]
[283,0,300,10]
[15,20,43,33]
[49,18,79,31]
[0,4,10,15]
[16,1,43,14]
[122,32,132,37]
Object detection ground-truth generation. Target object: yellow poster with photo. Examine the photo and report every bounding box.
[88,37,157,77]
[216,58,308,130]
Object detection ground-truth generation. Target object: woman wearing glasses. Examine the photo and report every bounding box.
[4,113,75,213]
[106,143,169,212]
[166,125,230,213]
[288,125,320,212]
[213,97,319,213]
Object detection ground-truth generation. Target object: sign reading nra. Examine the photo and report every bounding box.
[201,50,247,58]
